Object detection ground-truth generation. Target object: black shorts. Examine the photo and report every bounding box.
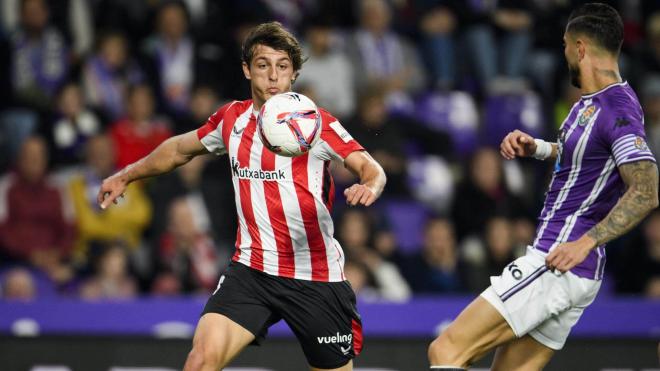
[202,261,363,369]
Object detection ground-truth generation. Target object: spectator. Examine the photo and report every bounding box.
[451,147,527,241]
[45,82,102,166]
[79,241,138,300]
[109,83,173,168]
[0,136,75,284]
[416,0,459,89]
[10,0,68,110]
[463,216,520,292]
[68,135,152,265]
[174,85,222,134]
[611,209,660,297]
[349,85,410,196]
[457,0,532,90]
[1,267,36,301]
[347,0,426,104]
[337,208,411,301]
[641,76,660,165]
[82,31,143,121]
[399,217,468,294]
[142,1,196,115]
[155,197,223,294]
[297,20,355,119]
[146,154,209,247]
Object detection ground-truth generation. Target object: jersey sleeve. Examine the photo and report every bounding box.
[196,102,233,155]
[600,107,656,167]
[313,109,364,162]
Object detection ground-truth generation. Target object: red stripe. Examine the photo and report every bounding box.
[292,155,329,281]
[261,148,295,278]
[351,319,363,356]
[196,101,235,141]
[237,116,263,271]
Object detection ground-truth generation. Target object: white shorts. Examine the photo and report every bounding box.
[481,246,601,350]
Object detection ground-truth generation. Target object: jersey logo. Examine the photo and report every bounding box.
[232,123,246,136]
[614,117,630,128]
[329,121,352,143]
[231,157,286,180]
[578,105,596,126]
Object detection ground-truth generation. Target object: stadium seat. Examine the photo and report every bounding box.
[483,91,544,147]
[380,199,430,253]
[415,91,479,158]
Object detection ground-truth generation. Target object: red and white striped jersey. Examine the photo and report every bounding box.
[196,99,364,282]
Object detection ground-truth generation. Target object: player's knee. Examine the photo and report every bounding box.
[428,329,465,366]
[184,344,224,371]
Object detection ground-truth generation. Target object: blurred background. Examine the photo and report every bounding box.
[0,0,659,370]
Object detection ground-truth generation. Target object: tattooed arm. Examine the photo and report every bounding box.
[546,160,659,272]
[587,160,659,245]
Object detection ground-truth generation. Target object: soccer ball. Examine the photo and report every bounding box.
[257,92,322,157]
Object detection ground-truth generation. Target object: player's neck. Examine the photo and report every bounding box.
[580,60,622,96]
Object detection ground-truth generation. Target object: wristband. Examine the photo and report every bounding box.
[532,139,552,160]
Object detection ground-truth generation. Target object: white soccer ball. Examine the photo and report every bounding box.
[257,92,322,157]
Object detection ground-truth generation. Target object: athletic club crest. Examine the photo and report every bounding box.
[578,105,596,126]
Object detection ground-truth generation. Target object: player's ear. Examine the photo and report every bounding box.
[576,39,586,62]
[291,71,299,84]
[242,61,251,80]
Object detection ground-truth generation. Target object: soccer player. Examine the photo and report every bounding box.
[427,3,659,370]
[98,22,386,371]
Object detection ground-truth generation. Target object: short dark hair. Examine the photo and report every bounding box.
[241,22,305,72]
[566,3,623,55]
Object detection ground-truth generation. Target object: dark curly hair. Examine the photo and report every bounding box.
[241,22,306,75]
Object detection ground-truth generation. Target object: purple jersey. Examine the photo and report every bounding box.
[533,82,656,280]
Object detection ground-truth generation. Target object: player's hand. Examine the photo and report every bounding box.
[97,173,128,209]
[545,235,596,273]
[344,184,377,207]
[500,130,536,160]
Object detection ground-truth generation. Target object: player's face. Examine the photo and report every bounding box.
[564,32,582,88]
[243,44,296,108]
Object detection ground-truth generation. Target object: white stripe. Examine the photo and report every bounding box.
[618,155,657,166]
[199,101,238,155]
[615,148,654,165]
[581,81,627,99]
[614,146,650,159]
[308,155,343,281]
[229,108,253,266]
[534,103,590,247]
[276,154,312,280]
[611,134,637,152]
[535,109,600,249]
[551,156,616,250]
[249,133,279,275]
[595,246,603,280]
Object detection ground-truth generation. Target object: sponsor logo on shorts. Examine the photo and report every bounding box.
[317,332,352,345]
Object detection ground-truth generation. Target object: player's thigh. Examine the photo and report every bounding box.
[491,335,554,371]
[187,313,255,368]
[430,295,516,364]
[310,359,353,371]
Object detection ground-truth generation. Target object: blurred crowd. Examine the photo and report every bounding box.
[0,0,659,302]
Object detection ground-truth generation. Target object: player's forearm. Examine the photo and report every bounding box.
[586,161,659,247]
[116,135,195,184]
[359,161,387,198]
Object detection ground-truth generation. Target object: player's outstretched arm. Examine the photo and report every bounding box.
[500,129,557,161]
[97,130,208,209]
[343,151,386,207]
[546,160,659,272]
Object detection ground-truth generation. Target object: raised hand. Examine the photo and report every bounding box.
[500,129,537,160]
